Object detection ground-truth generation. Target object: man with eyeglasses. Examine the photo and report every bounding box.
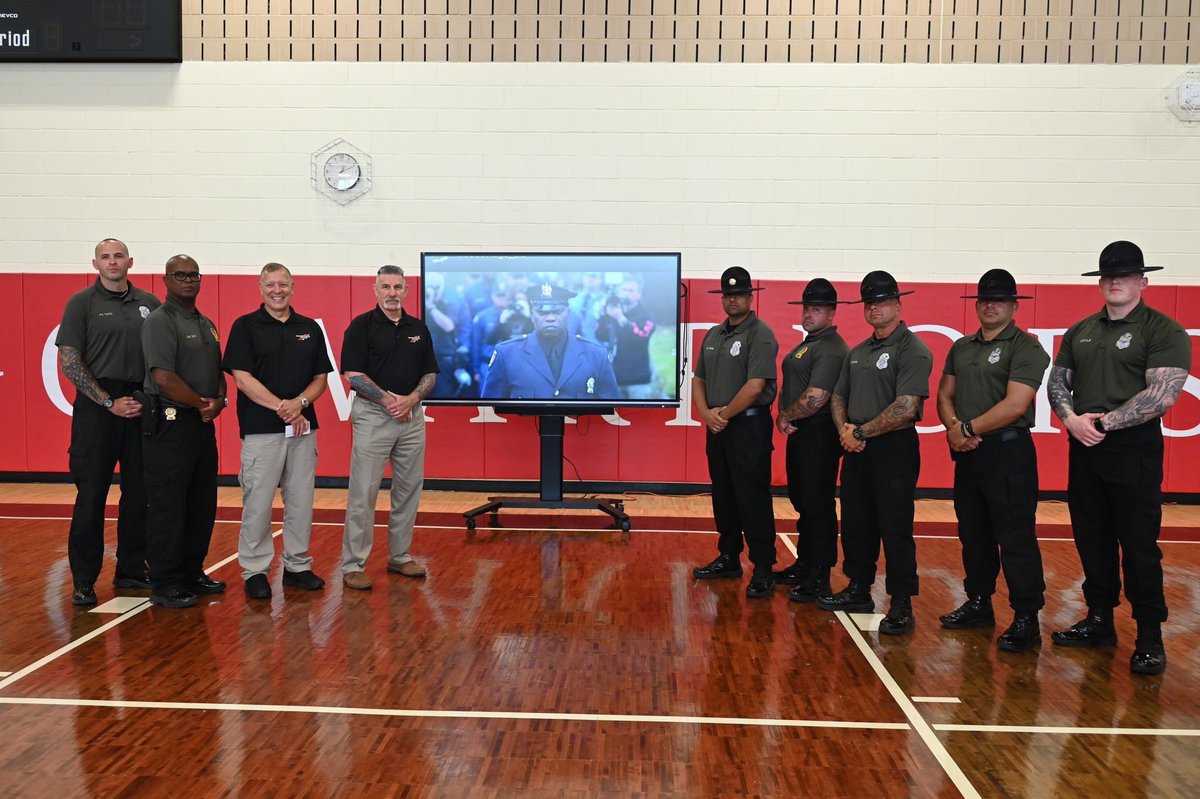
[822,271,932,635]
[222,263,332,600]
[936,269,1049,652]
[140,255,227,608]
[1048,241,1191,675]
[56,238,160,606]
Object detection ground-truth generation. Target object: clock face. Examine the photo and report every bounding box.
[323,153,361,191]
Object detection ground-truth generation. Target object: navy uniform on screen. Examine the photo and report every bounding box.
[481,283,619,400]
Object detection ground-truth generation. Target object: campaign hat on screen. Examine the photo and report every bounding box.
[1081,240,1164,276]
[961,268,1032,300]
[530,281,576,312]
[851,270,914,304]
[786,278,844,306]
[708,266,763,295]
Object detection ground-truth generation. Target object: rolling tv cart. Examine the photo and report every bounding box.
[463,414,632,532]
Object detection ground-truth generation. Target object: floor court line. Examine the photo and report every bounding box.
[933,723,1200,737]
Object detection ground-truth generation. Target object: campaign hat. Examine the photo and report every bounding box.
[786,278,844,306]
[1081,240,1163,276]
[961,268,1032,300]
[708,266,763,295]
[851,270,914,304]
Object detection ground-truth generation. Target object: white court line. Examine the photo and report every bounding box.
[834,610,981,799]
[934,723,1200,738]
[912,697,963,704]
[0,672,11,678]
[0,696,911,730]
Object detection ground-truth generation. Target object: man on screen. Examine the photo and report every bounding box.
[481,282,618,400]
[596,275,657,400]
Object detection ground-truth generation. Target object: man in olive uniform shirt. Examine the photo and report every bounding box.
[56,238,160,606]
[141,255,227,609]
[1048,241,1190,675]
[774,278,849,603]
[692,266,780,598]
[936,269,1049,652]
[823,271,932,634]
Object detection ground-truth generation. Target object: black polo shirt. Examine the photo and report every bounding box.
[834,321,933,426]
[341,306,440,394]
[779,325,848,426]
[221,305,334,436]
[141,296,223,402]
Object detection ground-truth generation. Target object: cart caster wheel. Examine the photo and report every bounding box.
[620,520,631,532]
[465,518,476,531]
[615,503,625,512]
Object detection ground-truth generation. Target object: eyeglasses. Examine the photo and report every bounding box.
[169,271,203,282]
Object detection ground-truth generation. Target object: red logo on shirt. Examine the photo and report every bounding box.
[295,333,311,341]
[408,335,422,343]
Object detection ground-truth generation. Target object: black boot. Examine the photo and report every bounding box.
[787,566,831,603]
[997,612,1041,652]
[72,582,97,607]
[1051,607,1117,648]
[816,580,873,612]
[879,595,914,635]
[1131,621,1166,675]
[746,568,776,598]
[773,560,811,586]
[693,553,743,580]
[939,595,995,629]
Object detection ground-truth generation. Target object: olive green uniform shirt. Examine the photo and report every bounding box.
[694,311,778,408]
[1054,300,1191,413]
[944,321,1050,428]
[56,279,160,383]
[779,325,848,426]
[834,321,933,425]
[141,296,223,402]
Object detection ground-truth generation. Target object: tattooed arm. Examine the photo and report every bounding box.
[58,346,109,406]
[347,372,400,411]
[779,387,831,424]
[1049,364,1105,445]
[831,393,865,453]
[1100,367,1188,432]
[858,395,920,438]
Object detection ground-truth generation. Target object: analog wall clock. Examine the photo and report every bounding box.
[311,139,372,205]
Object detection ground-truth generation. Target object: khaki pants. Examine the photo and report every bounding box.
[238,432,318,579]
[341,396,426,573]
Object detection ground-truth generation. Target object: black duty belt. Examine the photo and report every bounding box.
[982,427,1029,442]
[740,406,769,418]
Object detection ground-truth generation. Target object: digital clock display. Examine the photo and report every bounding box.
[0,1,181,62]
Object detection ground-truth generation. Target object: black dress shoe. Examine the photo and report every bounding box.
[244,574,272,600]
[939,595,995,629]
[1051,611,1117,648]
[282,569,325,591]
[113,567,152,589]
[746,571,775,598]
[787,566,831,603]
[879,596,914,635]
[1130,642,1167,675]
[997,613,1041,652]
[772,561,811,585]
[693,553,743,580]
[149,587,199,609]
[816,581,874,612]
[189,574,227,595]
[72,582,97,607]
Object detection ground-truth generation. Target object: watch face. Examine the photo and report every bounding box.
[323,153,361,191]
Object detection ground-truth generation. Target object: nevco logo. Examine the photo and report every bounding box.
[0,14,22,19]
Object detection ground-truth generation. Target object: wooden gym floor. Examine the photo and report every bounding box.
[0,484,1198,797]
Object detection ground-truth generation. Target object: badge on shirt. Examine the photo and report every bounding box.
[988,346,1001,365]
[1116,332,1132,350]
[138,306,150,319]
[730,341,742,357]
[164,407,177,421]
[794,346,808,360]
[586,377,595,394]
[876,353,890,370]
[210,326,220,343]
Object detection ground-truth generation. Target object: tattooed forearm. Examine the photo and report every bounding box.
[1047,365,1075,421]
[780,387,831,423]
[413,373,436,401]
[860,395,919,437]
[1102,367,1188,431]
[348,374,388,404]
[58,346,109,406]
[830,393,848,429]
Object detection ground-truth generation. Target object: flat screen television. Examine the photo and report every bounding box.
[420,252,682,411]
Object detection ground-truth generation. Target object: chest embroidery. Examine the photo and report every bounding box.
[876,352,890,370]
[295,333,311,341]
[988,346,1001,365]
[730,341,742,356]
[1116,332,1132,350]
[139,306,150,319]
[794,346,808,360]
[408,335,422,343]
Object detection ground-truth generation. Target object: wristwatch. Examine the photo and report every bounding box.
[1092,417,1106,433]
[852,426,866,441]
[299,397,310,409]
[102,397,114,409]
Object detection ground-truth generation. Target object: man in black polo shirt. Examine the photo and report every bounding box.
[937,269,1049,652]
[822,271,932,635]
[340,265,440,591]
[141,254,227,609]
[222,263,333,599]
[691,266,780,598]
[1048,241,1191,675]
[56,238,160,606]
[774,278,849,603]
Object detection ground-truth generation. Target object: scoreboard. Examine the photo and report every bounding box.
[0,1,181,62]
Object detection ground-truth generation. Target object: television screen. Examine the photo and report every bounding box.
[420,252,682,410]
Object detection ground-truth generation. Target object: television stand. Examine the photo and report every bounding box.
[463,415,631,532]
